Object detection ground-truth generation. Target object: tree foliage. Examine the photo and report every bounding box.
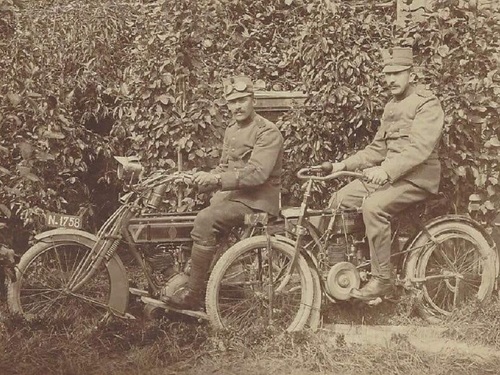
[0,0,498,249]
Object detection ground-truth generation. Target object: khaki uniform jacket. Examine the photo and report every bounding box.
[343,85,444,193]
[212,113,284,216]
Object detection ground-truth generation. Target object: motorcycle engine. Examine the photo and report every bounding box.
[144,243,190,286]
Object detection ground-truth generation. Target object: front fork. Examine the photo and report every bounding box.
[279,179,313,288]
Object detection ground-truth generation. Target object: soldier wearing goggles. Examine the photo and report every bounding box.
[163,75,284,310]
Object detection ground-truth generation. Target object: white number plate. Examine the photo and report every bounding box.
[45,212,83,229]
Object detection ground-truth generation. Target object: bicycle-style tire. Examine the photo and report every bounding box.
[205,236,314,332]
[407,221,496,319]
[8,235,128,326]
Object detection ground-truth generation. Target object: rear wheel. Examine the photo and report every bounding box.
[408,222,496,319]
[206,236,314,332]
[8,236,127,327]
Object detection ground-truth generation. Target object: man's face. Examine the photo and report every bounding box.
[226,95,255,123]
[384,69,411,97]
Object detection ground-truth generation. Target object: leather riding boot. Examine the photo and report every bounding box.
[163,243,216,310]
[350,277,393,301]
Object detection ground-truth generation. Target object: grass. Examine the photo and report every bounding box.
[1,287,499,375]
[443,298,500,350]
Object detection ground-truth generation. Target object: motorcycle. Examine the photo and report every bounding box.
[8,159,498,332]
[203,162,498,331]
[7,157,257,325]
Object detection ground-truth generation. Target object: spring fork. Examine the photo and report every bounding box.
[68,206,128,290]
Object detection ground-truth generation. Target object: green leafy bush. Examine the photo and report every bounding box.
[0,0,498,249]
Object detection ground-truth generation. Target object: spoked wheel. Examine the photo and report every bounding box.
[408,222,496,319]
[206,236,314,332]
[8,235,128,327]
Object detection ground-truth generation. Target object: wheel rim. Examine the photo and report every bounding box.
[214,244,309,331]
[18,243,111,325]
[417,232,488,315]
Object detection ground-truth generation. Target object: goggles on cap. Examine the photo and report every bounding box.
[224,81,248,96]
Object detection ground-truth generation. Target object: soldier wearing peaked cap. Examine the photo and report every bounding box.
[326,47,445,300]
[163,75,284,310]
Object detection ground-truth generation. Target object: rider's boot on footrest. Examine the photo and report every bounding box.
[161,286,203,311]
[350,277,393,301]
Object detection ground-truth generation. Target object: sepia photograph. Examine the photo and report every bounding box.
[1,0,499,374]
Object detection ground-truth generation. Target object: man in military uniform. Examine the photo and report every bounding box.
[327,47,444,300]
[164,75,284,310]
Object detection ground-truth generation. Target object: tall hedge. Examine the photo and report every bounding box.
[0,0,498,249]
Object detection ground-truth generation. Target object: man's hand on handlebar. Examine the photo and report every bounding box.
[193,171,221,187]
[362,166,389,185]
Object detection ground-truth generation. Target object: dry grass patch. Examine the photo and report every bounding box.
[443,297,500,350]
[1,296,500,375]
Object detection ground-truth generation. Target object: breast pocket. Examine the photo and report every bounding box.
[386,129,411,153]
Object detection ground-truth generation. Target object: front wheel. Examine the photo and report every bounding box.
[8,233,129,327]
[206,236,314,332]
[406,221,496,319]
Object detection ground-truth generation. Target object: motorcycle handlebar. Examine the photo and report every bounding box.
[296,166,364,181]
[152,172,194,185]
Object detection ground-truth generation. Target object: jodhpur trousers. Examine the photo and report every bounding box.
[191,199,255,247]
[330,179,430,279]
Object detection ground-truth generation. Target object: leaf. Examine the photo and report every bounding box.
[484,201,494,210]
[25,173,41,182]
[0,204,11,218]
[7,92,21,106]
[0,166,11,176]
[157,94,170,105]
[121,82,129,96]
[27,92,42,98]
[43,130,66,139]
[437,45,449,57]
[487,185,496,197]
[58,114,71,126]
[278,59,289,68]
[18,142,33,160]
[485,136,500,148]
[17,166,31,176]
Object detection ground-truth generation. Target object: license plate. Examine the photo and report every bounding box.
[45,212,83,229]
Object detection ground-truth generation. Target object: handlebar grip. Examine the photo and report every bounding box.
[320,161,333,174]
[309,162,333,173]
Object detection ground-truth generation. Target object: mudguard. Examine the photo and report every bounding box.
[35,228,97,242]
[403,214,499,280]
[274,234,322,331]
[414,214,496,248]
[32,228,130,316]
